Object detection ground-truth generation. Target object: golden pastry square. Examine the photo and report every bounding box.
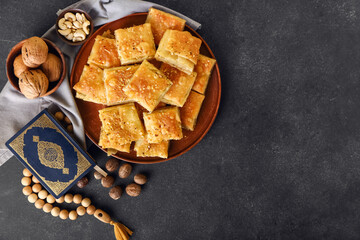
[135,102,167,121]
[103,65,139,105]
[114,23,156,65]
[134,139,169,158]
[180,90,205,131]
[145,8,186,45]
[192,54,216,94]
[99,126,131,154]
[87,35,121,68]
[123,60,172,112]
[160,63,197,107]
[155,30,202,75]
[99,103,145,146]
[73,64,107,104]
[143,106,183,143]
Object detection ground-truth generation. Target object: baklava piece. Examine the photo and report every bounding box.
[123,60,172,112]
[87,35,121,68]
[73,64,107,104]
[103,65,139,105]
[99,126,131,155]
[155,30,202,75]
[99,103,145,146]
[192,54,216,94]
[134,139,169,158]
[145,8,186,45]
[180,91,205,131]
[143,106,183,143]
[114,23,156,65]
[160,63,197,107]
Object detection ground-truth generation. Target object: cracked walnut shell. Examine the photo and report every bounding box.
[19,69,49,99]
[22,37,48,68]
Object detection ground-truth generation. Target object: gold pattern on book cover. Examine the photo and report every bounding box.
[9,114,92,196]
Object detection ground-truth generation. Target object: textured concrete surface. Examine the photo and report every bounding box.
[2,0,360,239]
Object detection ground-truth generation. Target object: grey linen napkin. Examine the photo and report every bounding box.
[0,0,201,166]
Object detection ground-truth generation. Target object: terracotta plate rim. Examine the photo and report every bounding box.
[70,12,221,164]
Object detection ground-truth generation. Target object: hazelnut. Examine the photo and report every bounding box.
[77,176,88,188]
[101,175,115,188]
[41,53,62,82]
[118,163,132,179]
[125,183,141,197]
[105,158,120,172]
[93,171,103,180]
[109,186,122,200]
[134,174,147,185]
[19,69,49,99]
[22,36,48,68]
[13,55,29,78]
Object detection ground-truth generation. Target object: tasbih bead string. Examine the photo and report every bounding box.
[21,168,133,240]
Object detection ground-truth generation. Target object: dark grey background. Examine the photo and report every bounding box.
[1,0,360,239]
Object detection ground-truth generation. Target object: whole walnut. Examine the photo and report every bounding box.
[19,69,49,99]
[13,54,29,78]
[22,37,48,68]
[41,53,62,82]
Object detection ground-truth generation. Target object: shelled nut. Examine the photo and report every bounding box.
[134,174,147,185]
[105,158,120,172]
[118,163,132,179]
[101,175,115,188]
[125,183,141,197]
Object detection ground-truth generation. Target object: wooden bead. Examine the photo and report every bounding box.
[54,111,64,121]
[32,183,42,193]
[28,193,38,203]
[73,194,82,204]
[55,196,65,203]
[64,116,71,124]
[94,171,103,180]
[69,210,78,220]
[38,190,48,199]
[22,186,32,196]
[51,207,61,217]
[34,199,45,209]
[81,198,91,207]
[21,177,32,186]
[46,195,56,204]
[23,168,32,177]
[76,206,86,216]
[59,209,69,220]
[43,203,53,213]
[86,205,96,215]
[64,193,73,203]
[66,125,73,133]
[32,176,40,184]
[94,209,111,224]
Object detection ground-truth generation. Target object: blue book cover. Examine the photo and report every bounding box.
[6,109,96,198]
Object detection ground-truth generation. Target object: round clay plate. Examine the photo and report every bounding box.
[70,12,221,164]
